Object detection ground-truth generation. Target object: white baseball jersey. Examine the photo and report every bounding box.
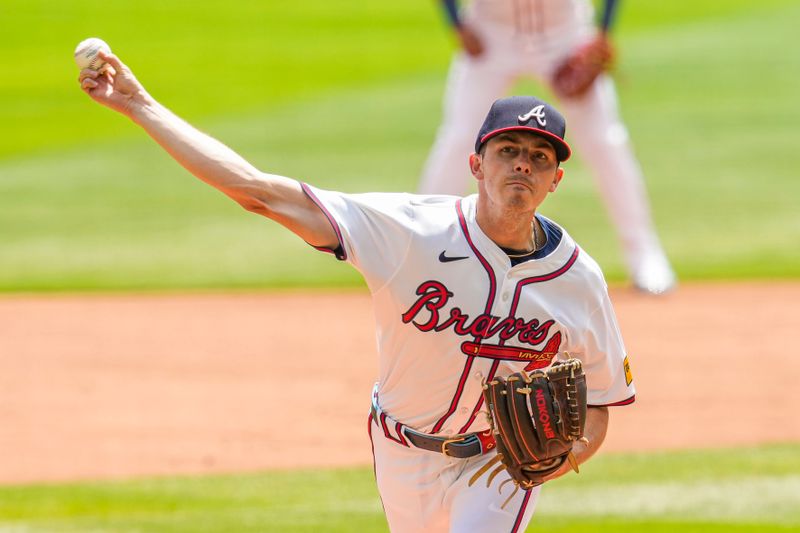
[465,0,594,35]
[303,185,634,532]
[303,185,634,425]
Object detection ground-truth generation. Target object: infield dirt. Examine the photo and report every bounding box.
[1,282,798,484]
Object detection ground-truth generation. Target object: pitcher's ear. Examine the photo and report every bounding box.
[469,152,484,180]
[550,167,565,192]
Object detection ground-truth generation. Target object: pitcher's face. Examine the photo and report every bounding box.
[471,131,563,212]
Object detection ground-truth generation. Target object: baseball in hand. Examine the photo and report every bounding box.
[74,38,111,71]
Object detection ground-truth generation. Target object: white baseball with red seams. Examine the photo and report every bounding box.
[74,38,111,71]
[302,186,634,532]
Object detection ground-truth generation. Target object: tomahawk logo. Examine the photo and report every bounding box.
[518,105,547,127]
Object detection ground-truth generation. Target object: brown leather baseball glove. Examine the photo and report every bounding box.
[551,35,614,99]
[470,359,587,507]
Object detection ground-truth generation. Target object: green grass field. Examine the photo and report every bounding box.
[1,444,798,532]
[1,0,799,291]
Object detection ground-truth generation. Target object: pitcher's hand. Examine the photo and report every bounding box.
[79,50,151,117]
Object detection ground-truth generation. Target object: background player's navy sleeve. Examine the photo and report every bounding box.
[599,0,620,32]
[441,0,461,27]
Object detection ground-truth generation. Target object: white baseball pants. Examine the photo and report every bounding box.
[369,416,540,532]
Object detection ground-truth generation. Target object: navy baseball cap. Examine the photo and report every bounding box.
[475,96,572,162]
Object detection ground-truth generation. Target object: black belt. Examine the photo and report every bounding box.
[370,405,495,459]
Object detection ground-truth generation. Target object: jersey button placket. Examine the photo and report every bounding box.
[499,270,515,308]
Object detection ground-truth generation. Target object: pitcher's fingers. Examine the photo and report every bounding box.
[104,63,118,83]
[78,68,100,82]
[98,51,124,72]
[81,77,98,90]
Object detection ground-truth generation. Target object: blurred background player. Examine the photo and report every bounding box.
[419,0,676,295]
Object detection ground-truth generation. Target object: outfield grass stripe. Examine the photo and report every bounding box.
[537,475,800,523]
[3,0,794,159]
[0,445,798,532]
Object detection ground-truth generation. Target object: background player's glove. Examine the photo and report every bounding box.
[455,23,485,57]
[551,34,614,99]
[470,359,587,507]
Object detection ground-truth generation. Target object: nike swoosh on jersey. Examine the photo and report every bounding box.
[438,251,469,263]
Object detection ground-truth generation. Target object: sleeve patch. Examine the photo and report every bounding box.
[623,355,633,386]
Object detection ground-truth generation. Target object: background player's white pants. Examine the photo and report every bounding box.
[370,417,539,532]
[418,20,672,283]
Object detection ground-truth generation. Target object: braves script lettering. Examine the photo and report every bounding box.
[401,280,556,348]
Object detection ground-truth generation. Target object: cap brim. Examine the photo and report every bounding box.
[479,126,572,162]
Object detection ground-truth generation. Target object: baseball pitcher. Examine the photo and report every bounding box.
[79,48,635,532]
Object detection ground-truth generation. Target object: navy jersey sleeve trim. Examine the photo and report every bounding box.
[300,183,347,261]
[589,395,635,407]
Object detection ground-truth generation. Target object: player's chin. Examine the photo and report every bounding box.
[501,191,537,211]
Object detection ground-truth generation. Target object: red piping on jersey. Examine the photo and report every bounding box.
[431,199,497,434]
[366,415,388,516]
[367,413,376,471]
[300,183,347,260]
[514,247,580,285]
[511,488,533,532]
[591,395,636,407]
[458,247,580,434]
